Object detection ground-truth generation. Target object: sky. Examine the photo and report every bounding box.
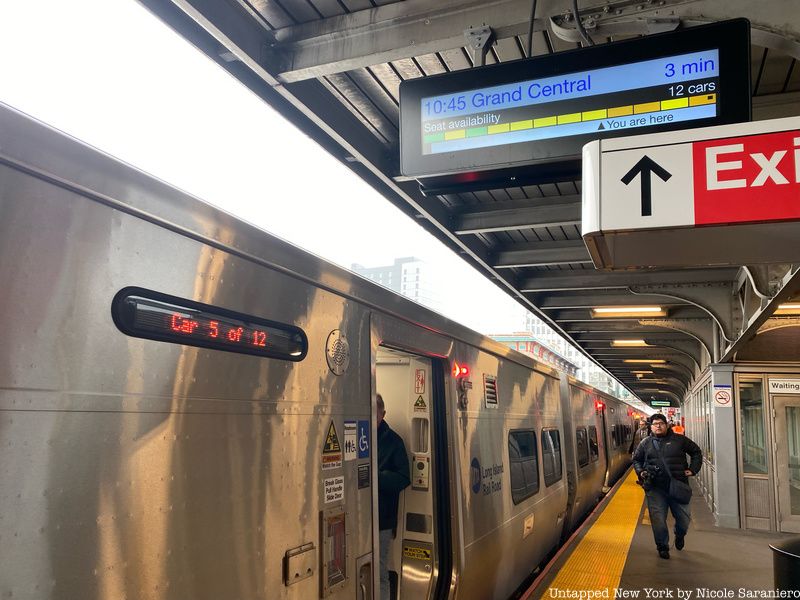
[0,0,531,335]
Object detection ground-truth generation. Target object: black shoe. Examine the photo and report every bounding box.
[675,536,685,550]
[658,548,670,559]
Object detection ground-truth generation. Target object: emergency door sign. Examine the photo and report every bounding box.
[582,116,800,269]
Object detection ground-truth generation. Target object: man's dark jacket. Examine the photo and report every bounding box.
[632,430,702,490]
[378,420,410,531]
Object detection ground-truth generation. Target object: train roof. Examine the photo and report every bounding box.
[0,101,570,381]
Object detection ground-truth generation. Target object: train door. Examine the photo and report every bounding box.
[596,406,612,492]
[773,394,800,533]
[375,347,449,599]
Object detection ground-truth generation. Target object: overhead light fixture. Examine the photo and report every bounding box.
[612,339,649,347]
[775,303,800,315]
[624,359,667,364]
[592,306,666,318]
[631,370,654,375]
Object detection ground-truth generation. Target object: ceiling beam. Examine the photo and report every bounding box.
[564,322,698,334]
[550,306,708,322]
[493,240,591,268]
[570,332,692,342]
[533,291,687,310]
[454,198,581,234]
[520,268,738,292]
[265,0,549,83]
[267,0,800,83]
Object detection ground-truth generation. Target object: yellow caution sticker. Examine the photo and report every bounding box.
[403,545,432,562]
[322,421,342,470]
[324,421,341,454]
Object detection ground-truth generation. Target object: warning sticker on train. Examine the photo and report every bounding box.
[324,476,344,504]
[403,545,431,562]
[415,369,425,394]
[414,395,427,412]
[322,421,342,469]
[357,463,370,489]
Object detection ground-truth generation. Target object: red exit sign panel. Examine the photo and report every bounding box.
[693,130,800,225]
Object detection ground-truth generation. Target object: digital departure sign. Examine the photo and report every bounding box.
[400,19,750,179]
[112,288,308,361]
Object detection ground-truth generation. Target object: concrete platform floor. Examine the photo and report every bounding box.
[619,482,795,595]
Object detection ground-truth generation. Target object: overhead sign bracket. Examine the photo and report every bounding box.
[463,25,495,67]
[548,15,680,44]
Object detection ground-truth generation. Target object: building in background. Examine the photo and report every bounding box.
[490,333,579,377]
[522,312,632,400]
[352,257,439,310]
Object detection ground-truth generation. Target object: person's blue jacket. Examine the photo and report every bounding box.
[378,420,410,531]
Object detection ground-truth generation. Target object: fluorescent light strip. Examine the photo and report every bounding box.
[612,339,648,347]
[623,359,666,364]
[593,306,662,314]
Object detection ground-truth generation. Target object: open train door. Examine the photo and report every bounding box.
[375,346,452,599]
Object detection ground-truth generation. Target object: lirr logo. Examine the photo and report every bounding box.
[470,457,481,494]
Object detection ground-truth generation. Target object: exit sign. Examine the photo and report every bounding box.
[582,116,800,269]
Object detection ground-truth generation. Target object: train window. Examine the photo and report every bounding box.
[576,428,589,467]
[588,426,599,462]
[542,429,563,486]
[508,430,539,504]
[112,287,308,361]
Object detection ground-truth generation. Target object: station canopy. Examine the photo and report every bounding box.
[140,0,800,407]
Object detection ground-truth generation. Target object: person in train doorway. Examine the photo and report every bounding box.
[629,417,651,455]
[633,413,702,560]
[376,394,411,600]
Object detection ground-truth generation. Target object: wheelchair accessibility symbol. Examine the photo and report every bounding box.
[357,420,370,459]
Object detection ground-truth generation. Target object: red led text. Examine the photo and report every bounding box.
[171,314,199,334]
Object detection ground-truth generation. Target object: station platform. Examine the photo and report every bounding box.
[521,470,796,599]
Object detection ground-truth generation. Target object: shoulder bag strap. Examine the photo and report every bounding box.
[652,438,675,481]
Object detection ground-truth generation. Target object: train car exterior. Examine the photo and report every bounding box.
[558,379,634,533]
[0,103,637,600]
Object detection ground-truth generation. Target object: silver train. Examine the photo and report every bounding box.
[0,103,638,600]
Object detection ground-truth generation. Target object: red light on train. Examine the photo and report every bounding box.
[452,362,470,378]
[595,400,605,411]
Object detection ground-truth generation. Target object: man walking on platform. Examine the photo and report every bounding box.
[633,413,702,560]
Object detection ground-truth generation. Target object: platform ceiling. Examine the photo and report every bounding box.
[140,0,800,406]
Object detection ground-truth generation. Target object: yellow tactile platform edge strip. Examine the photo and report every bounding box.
[545,470,644,595]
